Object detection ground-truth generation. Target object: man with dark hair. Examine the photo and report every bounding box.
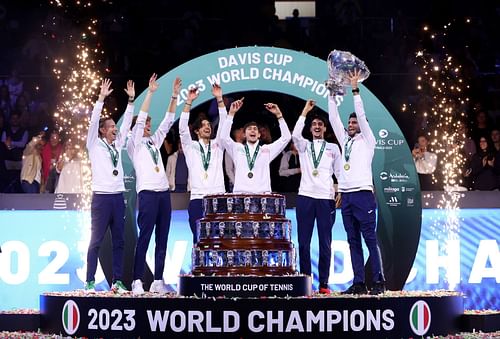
[85,78,135,294]
[179,83,227,244]
[328,69,386,295]
[292,99,341,294]
[221,99,291,193]
[128,74,178,295]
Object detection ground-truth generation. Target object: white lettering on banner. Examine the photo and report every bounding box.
[0,241,30,284]
[177,80,207,105]
[223,311,240,333]
[263,52,293,66]
[326,310,342,331]
[469,240,500,283]
[188,311,204,332]
[170,311,186,332]
[306,310,324,332]
[147,310,239,333]
[426,240,460,285]
[218,53,261,68]
[38,240,69,284]
[286,311,304,332]
[87,308,136,331]
[248,311,265,332]
[248,309,395,333]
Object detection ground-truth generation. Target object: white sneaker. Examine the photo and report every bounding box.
[149,280,168,294]
[131,279,144,295]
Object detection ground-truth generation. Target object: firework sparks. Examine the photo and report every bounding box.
[408,19,473,289]
[46,0,110,286]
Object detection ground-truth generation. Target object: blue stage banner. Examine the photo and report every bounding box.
[0,209,498,310]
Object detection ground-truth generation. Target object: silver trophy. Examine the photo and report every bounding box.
[252,222,260,238]
[244,197,251,212]
[219,222,225,238]
[212,198,218,213]
[244,250,252,266]
[263,250,269,266]
[227,197,233,213]
[235,221,242,237]
[269,222,275,238]
[326,50,370,96]
[227,250,234,266]
[205,222,211,238]
[261,197,267,212]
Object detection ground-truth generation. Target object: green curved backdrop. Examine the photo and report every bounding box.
[121,46,422,290]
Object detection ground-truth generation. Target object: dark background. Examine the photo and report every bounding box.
[0,0,498,145]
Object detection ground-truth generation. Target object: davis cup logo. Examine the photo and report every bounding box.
[378,129,389,138]
[62,300,80,335]
[409,300,431,336]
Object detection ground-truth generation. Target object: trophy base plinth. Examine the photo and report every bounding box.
[178,274,312,297]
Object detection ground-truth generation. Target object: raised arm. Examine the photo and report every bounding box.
[292,99,315,152]
[212,83,228,142]
[151,76,180,147]
[349,69,376,147]
[180,83,200,150]
[116,80,135,149]
[328,95,346,145]
[264,103,291,159]
[87,79,113,149]
[133,74,158,147]
[220,98,244,158]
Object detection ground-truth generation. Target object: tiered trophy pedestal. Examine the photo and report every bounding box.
[178,193,312,297]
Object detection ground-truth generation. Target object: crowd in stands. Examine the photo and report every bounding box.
[0,0,499,193]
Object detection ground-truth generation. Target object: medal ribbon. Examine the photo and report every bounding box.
[145,140,159,165]
[101,139,119,168]
[310,140,326,170]
[344,137,354,162]
[244,143,260,172]
[199,140,211,171]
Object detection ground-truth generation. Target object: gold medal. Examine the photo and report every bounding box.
[203,171,208,180]
[155,166,160,173]
[312,169,318,176]
[344,163,350,171]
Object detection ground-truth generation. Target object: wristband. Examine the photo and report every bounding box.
[171,96,178,100]
[352,88,360,94]
[128,97,134,102]
[185,102,192,107]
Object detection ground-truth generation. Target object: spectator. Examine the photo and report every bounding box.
[278,141,301,192]
[5,69,23,106]
[470,136,497,190]
[166,141,189,192]
[0,85,11,121]
[458,122,476,161]
[492,128,500,189]
[471,110,492,149]
[55,142,83,194]
[492,128,500,153]
[41,130,63,193]
[20,134,44,193]
[1,112,28,192]
[412,134,438,190]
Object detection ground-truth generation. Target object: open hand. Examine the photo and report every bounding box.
[124,80,135,98]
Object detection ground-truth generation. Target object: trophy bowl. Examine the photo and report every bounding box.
[326,50,370,95]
